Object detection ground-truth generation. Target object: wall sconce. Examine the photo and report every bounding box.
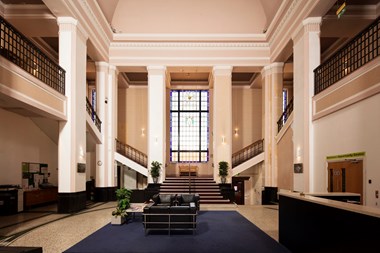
[222,136,226,144]
[79,147,85,159]
[141,128,145,136]
[155,136,158,144]
[296,147,302,161]
[234,128,238,136]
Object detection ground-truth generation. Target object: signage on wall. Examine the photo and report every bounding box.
[294,163,303,174]
[77,163,86,173]
[326,152,365,161]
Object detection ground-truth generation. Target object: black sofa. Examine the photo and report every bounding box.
[143,194,199,235]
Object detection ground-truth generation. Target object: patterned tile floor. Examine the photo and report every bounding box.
[0,203,279,253]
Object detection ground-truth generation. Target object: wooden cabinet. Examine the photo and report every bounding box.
[24,188,58,209]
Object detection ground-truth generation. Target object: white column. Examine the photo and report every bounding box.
[147,66,166,183]
[107,65,118,187]
[95,62,108,188]
[292,17,321,192]
[261,63,284,187]
[213,66,233,183]
[57,17,88,193]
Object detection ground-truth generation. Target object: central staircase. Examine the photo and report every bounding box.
[159,177,231,204]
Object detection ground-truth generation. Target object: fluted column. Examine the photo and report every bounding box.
[147,66,166,183]
[212,66,233,183]
[261,62,284,187]
[292,17,321,192]
[57,17,88,213]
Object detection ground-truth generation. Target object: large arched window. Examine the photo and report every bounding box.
[170,90,209,162]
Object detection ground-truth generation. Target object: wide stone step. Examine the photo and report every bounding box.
[200,199,231,204]
[160,185,219,189]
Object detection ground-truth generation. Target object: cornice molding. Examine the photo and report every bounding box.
[113,33,266,42]
[111,42,269,48]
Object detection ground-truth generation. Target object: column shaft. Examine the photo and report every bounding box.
[213,66,233,183]
[147,66,166,183]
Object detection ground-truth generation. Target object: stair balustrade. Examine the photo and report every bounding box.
[0,16,65,95]
[314,17,379,95]
[86,98,101,132]
[115,139,148,167]
[277,98,293,133]
[232,139,264,168]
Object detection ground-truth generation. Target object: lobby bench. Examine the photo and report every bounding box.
[179,165,198,176]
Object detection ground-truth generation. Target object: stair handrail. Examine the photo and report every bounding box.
[115,139,148,167]
[232,139,264,168]
[277,98,293,133]
[86,97,102,132]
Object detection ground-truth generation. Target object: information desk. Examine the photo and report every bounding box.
[279,192,380,253]
[24,188,58,209]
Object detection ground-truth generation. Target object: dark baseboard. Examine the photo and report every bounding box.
[57,191,86,214]
[95,187,117,202]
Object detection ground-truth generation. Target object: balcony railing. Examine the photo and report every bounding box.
[232,139,264,168]
[116,139,148,168]
[277,98,293,133]
[314,17,379,95]
[0,16,65,95]
[86,98,101,132]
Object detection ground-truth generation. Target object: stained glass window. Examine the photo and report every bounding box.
[170,90,209,162]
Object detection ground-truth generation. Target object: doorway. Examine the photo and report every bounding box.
[232,177,249,205]
[327,160,363,204]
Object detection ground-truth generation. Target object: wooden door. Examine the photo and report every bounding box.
[328,160,363,203]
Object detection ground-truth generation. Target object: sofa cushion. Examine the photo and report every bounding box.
[159,194,172,204]
[181,194,195,203]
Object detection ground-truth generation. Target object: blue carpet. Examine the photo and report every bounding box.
[64,211,291,253]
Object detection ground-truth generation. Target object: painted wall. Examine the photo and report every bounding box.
[232,87,262,153]
[277,124,294,191]
[118,87,148,153]
[0,108,58,186]
[314,93,380,208]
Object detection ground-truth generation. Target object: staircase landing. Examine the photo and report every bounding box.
[160,177,231,204]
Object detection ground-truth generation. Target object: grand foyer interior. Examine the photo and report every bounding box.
[1,0,379,213]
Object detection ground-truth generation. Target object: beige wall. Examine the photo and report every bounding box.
[277,125,294,190]
[232,87,262,153]
[117,87,148,153]
[0,108,58,186]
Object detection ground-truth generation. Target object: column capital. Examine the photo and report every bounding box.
[109,64,119,76]
[261,62,284,77]
[147,66,166,75]
[95,61,109,72]
[57,16,88,42]
[292,17,321,43]
[213,66,233,76]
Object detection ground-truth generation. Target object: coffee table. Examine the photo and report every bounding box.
[126,203,147,220]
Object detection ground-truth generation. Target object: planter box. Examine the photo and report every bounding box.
[111,216,125,225]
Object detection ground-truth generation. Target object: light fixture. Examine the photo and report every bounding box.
[234,128,238,136]
[222,136,226,144]
[336,1,346,19]
[141,128,145,136]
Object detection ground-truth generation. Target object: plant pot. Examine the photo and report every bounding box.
[111,215,125,225]
[221,177,226,184]
[153,177,158,184]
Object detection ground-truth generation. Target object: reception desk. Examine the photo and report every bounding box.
[279,192,380,253]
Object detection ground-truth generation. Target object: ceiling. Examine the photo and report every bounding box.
[1,0,379,89]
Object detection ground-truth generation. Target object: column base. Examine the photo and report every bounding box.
[95,187,117,202]
[57,191,86,213]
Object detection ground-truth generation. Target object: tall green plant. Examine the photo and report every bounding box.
[112,187,132,217]
[218,161,229,177]
[150,161,162,178]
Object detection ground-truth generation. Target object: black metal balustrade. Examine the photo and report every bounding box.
[314,17,379,95]
[0,16,65,94]
[86,98,102,132]
[116,139,148,168]
[277,98,293,133]
[232,139,264,168]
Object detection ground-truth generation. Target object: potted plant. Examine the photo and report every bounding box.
[218,161,229,184]
[111,187,132,225]
[150,161,162,184]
